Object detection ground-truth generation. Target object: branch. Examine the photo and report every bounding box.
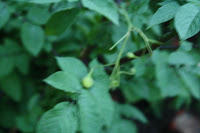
[119,30,177,65]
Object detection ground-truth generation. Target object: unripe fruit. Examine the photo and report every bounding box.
[130,68,136,74]
[126,52,137,59]
[82,76,94,89]
[110,80,119,88]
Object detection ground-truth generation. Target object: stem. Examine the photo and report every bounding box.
[109,31,130,50]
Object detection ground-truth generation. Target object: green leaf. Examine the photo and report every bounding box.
[81,0,119,25]
[168,51,196,66]
[0,2,12,29]
[179,41,193,52]
[0,73,22,102]
[12,0,77,4]
[178,67,200,99]
[148,2,180,28]
[152,51,183,97]
[27,5,51,25]
[56,57,88,79]
[90,79,114,127]
[175,3,200,40]
[21,23,44,56]
[187,0,200,7]
[109,120,137,133]
[44,71,82,93]
[117,104,148,123]
[0,46,15,77]
[78,90,104,133]
[37,102,78,133]
[45,9,80,35]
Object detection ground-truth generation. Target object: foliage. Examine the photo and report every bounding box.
[0,0,200,133]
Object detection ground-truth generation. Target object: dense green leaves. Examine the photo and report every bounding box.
[37,102,78,133]
[12,0,77,4]
[81,0,119,25]
[175,3,200,40]
[21,23,44,56]
[148,2,180,28]
[45,9,80,35]
[1,0,200,133]
[44,71,82,93]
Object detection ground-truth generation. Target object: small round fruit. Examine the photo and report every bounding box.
[126,52,137,59]
[130,68,136,74]
[110,80,119,88]
[82,76,94,89]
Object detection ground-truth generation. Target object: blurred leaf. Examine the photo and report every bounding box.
[21,23,44,56]
[168,51,196,66]
[179,41,193,52]
[0,73,22,102]
[81,0,119,25]
[56,57,88,79]
[44,71,82,93]
[37,102,78,133]
[27,5,51,25]
[109,119,137,133]
[78,89,104,133]
[45,8,80,35]
[12,0,78,4]
[0,2,12,29]
[117,103,148,123]
[178,67,200,99]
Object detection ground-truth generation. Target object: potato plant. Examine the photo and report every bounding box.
[0,0,200,133]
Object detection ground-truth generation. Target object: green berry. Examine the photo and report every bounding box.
[82,76,94,89]
[110,80,119,88]
[130,68,136,74]
[126,52,137,59]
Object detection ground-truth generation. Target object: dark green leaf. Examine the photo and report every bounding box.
[21,23,44,56]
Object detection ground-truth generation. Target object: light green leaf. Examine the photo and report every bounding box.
[187,0,200,7]
[0,73,22,102]
[148,2,180,28]
[179,41,193,51]
[36,102,78,133]
[178,67,200,99]
[117,104,148,123]
[21,23,44,56]
[45,9,80,35]
[81,0,119,25]
[90,80,114,127]
[175,3,200,40]
[78,90,104,133]
[168,51,196,66]
[44,71,82,93]
[56,57,88,79]
[109,120,137,133]
[152,51,183,97]
[12,0,77,4]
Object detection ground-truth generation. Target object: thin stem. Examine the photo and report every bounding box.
[133,27,152,53]
[109,31,130,50]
